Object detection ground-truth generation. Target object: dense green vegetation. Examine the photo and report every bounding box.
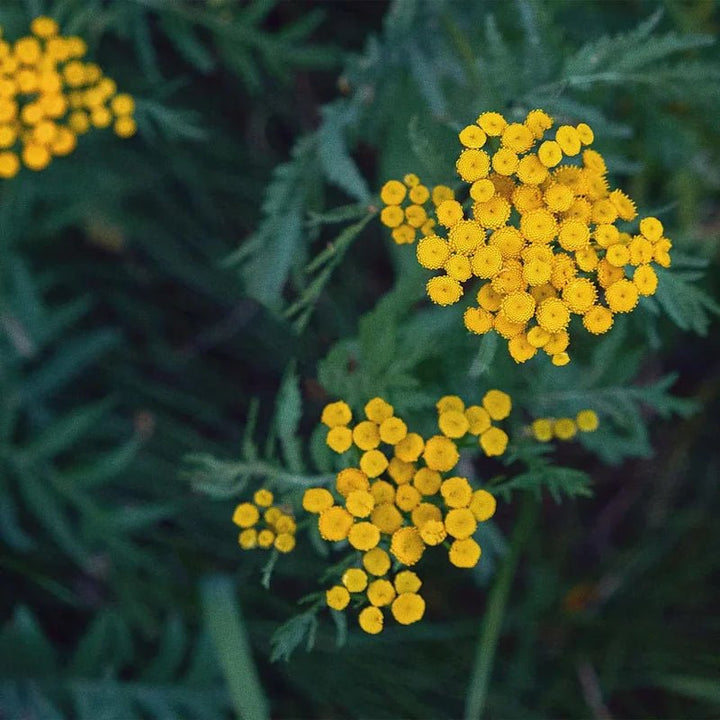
[1,1,719,718]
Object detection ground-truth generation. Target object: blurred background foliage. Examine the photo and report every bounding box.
[0,0,719,718]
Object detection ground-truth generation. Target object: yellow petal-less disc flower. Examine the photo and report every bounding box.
[523,259,552,287]
[449,220,484,254]
[469,489,496,522]
[422,435,460,472]
[543,331,570,355]
[342,568,368,593]
[558,220,590,252]
[318,506,353,541]
[553,418,577,440]
[22,143,51,170]
[477,111,506,136]
[459,124,487,148]
[379,416,408,445]
[326,426,352,453]
[380,179,406,205]
[633,264,658,295]
[440,476,472,508]
[395,432,424,462]
[275,515,296,533]
[477,282,503,311]
[409,184,430,204]
[551,351,570,366]
[437,394,464,412]
[492,147,519,176]
[473,196,511,228]
[576,409,599,432]
[411,502,442,529]
[394,570,422,594]
[508,333,537,363]
[387,457,414,485]
[531,418,553,442]
[336,467,369,496]
[326,585,350,611]
[555,125,581,156]
[456,148,490,182]
[445,254,473,281]
[479,427,509,456]
[438,409,470,439]
[395,484,421,512]
[348,522,381,551]
[501,291,536,324]
[538,140,562,167]
[464,307,493,335]
[360,449,389,478]
[536,298,570,333]
[427,275,463,306]
[363,547,391,576]
[432,184,454,206]
[609,189,637,221]
[367,579,396,607]
[544,183,575,212]
[358,606,384,634]
[606,243,630,268]
[257,529,275,548]
[371,502,403,534]
[501,122,534,153]
[392,224,416,245]
[0,151,19,178]
[471,246,503,279]
[412,468,442,497]
[253,489,273,507]
[114,115,137,139]
[390,527,425,566]
[576,122,594,145]
[365,397,394,423]
[482,389,512,420]
[444,508,477,539]
[419,519,447,545]
[31,16,59,38]
[605,279,639,313]
[370,479,395,504]
[238,528,257,549]
[417,235,451,269]
[525,109,553,138]
[489,226,524,259]
[321,400,352,427]
[516,154,548,185]
[346,489,375,518]
[449,538,482,568]
[352,420,380,450]
[275,533,296,553]
[232,503,259,528]
[527,326,551,348]
[470,178,495,202]
[639,217,663,242]
[465,405,491,435]
[391,592,426,625]
[562,278,597,314]
[405,204,427,228]
[380,205,404,228]
[436,199,464,228]
[521,209,557,244]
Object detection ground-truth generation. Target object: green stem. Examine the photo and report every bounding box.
[464,494,536,720]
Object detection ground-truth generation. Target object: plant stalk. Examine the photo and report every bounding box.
[464,493,536,720]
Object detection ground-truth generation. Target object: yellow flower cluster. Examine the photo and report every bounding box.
[379,109,672,365]
[232,488,297,554]
[308,394,506,633]
[379,172,453,244]
[530,409,599,442]
[0,16,136,177]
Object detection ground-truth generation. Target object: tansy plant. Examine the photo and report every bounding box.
[229,391,599,636]
[380,109,670,366]
[0,15,136,178]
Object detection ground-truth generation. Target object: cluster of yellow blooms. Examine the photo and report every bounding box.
[530,409,599,442]
[301,393,509,634]
[232,489,297,554]
[0,16,136,178]
[379,109,672,365]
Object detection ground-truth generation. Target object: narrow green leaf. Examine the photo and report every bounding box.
[200,575,269,720]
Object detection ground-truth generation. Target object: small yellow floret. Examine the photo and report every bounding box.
[576,409,599,432]
[326,585,350,611]
[391,592,426,625]
[469,489,496,522]
[358,606,383,634]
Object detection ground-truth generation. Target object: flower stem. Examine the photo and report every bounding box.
[464,493,536,720]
